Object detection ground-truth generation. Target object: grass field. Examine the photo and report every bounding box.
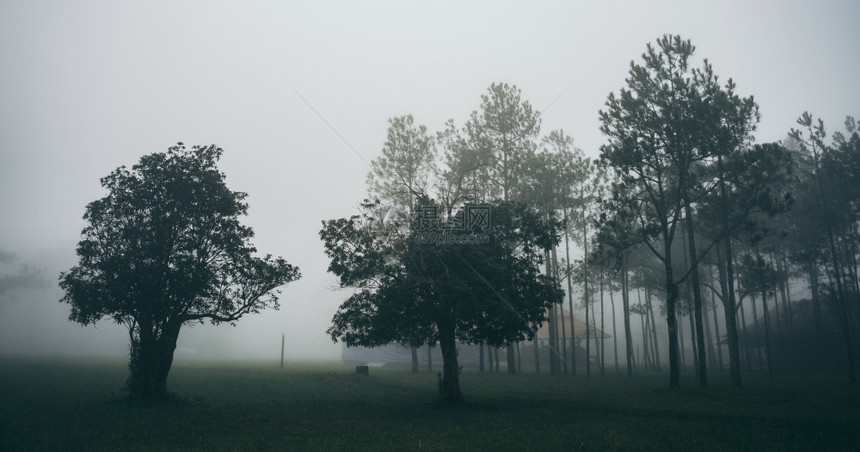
[1,357,858,451]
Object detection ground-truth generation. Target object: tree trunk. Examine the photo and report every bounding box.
[710,279,724,370]
[516,342,522,374]
[683,204,708,386]
[583,223,590,377]
[506,342,516,375]
[639,306,650,369]
[592,296,601,374]
[610,284,619,375]
[479,341,485,372]
[703,293,717,369]
[411,346,419,373]
[677,307,686,370]
[809,262,822,333]
[762,289,774,382]
[585,287,591,377]
[718,238,742,387]
[546,250,559,374]
[717,155,743,388]
[622,253,634,377]
[552,246,568,374]
[427,344,433,372]
[688,305,697,375]
[599,273,606,377]
[665,267,681,388]
[752,294,763,370]
[739,296,750,371]
[646,288,661,371]
[564,210,577,375]
[127,321,181,399]
[438,320,461,402]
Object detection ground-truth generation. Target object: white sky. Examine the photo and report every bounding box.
[1,0,857,361]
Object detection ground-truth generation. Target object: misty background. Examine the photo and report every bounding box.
[1,0,858,362]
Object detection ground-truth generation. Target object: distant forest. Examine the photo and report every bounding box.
[322,35,860,394]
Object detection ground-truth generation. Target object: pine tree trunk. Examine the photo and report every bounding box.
[585,288,591,377]
[552,247,568,374]
[546,250,558,374]
[703,293,717,369]
[599,274,606,377]
[717,239,742,385]
[583,223,590,377]
[712,292,724,370]
[610,285,620,375]
[751,294,762,371]
[688,306,698,375]
[621,253,634,377]
[762,289,774,382]
[640,308,650,369]
[646,289,661,371]
[809,263,822,333]
[717,155,742,388]
[677,308,686,370]
[666,274,681,388]
[564,211,577,375]
[684,204,708,386]
[739,297,751,371]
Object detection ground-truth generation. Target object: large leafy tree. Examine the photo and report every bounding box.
[321,200,562,401]
[59,144,300,399]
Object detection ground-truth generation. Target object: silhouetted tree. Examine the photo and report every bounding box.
[322,200,563,401]
[59,144,300,399]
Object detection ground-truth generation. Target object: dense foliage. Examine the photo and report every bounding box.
[59,144,300,398]
[322,199,563,400]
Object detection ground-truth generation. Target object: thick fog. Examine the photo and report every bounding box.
[1,0,858,362]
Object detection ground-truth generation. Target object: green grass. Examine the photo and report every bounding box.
[1,357,858,451]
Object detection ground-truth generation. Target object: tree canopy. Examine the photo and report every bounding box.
[59,143,300,398]
[322,199,562,401]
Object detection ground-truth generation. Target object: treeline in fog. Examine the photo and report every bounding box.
[321,35,860,399]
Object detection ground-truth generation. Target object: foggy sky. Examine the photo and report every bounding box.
[1,0,857,361]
